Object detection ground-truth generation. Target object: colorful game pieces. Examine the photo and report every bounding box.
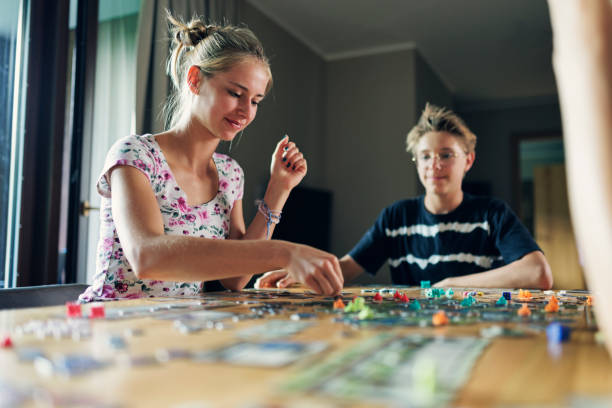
[333,297,346,310]
[89,304,105,319]
[373,292,383,302]
[432,311,449,326]
[1,336,13,348]
[65,302,82,318]
[495,295,508,306]
[546,322,571,343]
[517,304,531,317]
[461,296,476,307]
[420,281,431,289]
[518,289,532,300]
[502,291,512,301]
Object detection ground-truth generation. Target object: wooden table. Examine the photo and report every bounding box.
[0,286,611,407]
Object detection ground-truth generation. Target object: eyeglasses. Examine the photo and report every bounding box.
[411,151,465,166]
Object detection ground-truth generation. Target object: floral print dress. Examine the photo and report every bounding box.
[79,134,244,301]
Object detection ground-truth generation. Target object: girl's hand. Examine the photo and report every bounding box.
[283,243,343,296]
[269,135,307,191]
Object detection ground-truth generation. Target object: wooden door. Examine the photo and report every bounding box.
[533,164,585,289]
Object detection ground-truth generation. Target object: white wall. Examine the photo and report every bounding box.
[226,4,327,223]
[324,49,445,284]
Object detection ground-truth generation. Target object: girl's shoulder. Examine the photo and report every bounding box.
[213,153,243,174]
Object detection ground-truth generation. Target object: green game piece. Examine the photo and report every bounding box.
[344,297,366,313]
[358,306,374,320]
[495,295,508,306]
[445,288,455,298]
[420,281,431,289]
[461,296,475,307]
[409,299,422,310]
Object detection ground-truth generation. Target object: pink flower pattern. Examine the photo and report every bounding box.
[79,134,244,302]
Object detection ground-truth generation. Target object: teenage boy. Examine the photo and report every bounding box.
[257,104,553,289]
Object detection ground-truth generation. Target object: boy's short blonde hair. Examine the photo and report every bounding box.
[406,103,477,155]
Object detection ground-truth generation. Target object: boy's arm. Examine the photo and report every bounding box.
[433,251,552,289]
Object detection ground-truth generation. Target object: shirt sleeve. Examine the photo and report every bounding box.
[234,161,244,202]
[348,207,390,276]
[97,135,157,198]
[490,200,542,263]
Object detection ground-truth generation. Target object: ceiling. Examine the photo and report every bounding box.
[246,0,557,104]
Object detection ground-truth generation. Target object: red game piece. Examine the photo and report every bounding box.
[373,292,383,302]
[400,293,409,303]
[89,304,106,319]
[65,302,82,318]
[393,291,401,300]
[1,336,13,348]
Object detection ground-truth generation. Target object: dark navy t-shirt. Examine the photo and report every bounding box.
[349,194,541,285]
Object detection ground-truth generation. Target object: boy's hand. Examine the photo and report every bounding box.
[254,270,295,289]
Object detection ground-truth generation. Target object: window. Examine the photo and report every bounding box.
[0,0,29,288]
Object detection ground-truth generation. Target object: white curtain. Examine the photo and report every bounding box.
[135,0,241,134]
[85,13,139,283]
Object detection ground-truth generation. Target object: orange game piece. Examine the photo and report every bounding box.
[518,304,531,317]
[544,302,559,313]
[586,296,593,306]
[548,295,559,305]
[432,311,449,326]
[333,298,346,309]
[518,289,532,300]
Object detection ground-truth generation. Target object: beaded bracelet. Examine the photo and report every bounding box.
[255,199,282,238]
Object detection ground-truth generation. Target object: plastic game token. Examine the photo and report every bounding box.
[1,336,13,348]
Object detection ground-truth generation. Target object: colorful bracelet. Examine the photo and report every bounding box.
[255,199,282,238]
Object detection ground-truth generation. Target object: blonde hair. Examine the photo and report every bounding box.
[164,11,273,129]
[406,103,476,155]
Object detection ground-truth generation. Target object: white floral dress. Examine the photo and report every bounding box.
[79,134,244,301]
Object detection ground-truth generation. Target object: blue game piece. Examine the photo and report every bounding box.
[420,281,431,289]
[502,291,512,301]
[546,322,571,343]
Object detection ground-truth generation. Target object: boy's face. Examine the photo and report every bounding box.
[414,131,475,198]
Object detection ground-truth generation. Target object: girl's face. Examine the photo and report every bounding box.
[414,131,474,198]
[192,58,269,141]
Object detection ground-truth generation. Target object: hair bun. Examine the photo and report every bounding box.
[176,22,216,47]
